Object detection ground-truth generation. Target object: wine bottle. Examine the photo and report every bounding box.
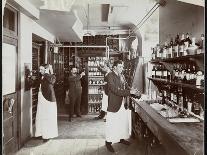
[169,38,174,58]
[196,34,205,54]
[163,65,168,79]
[174,34,180,57]
[179,33,185,56]
[184,33,192,55]
[152,66,156,78]
[163,43,168,59]
[151,48,156,60]
[196,71,204,88]
[177,87,184,111]
[192,95,200,115]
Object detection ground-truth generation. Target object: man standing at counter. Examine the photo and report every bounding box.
[105,60,140,153]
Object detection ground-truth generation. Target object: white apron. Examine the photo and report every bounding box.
[101,90,108,112]
[35,87,58,139]
[105,99,131,143]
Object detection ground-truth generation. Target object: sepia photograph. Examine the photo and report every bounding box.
[2,0,205,155]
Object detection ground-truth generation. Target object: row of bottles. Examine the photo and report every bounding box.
[151,64,204,87]
[88,57,105,66]
[89,79,104,85]
[88,86,102,94]
[151,33,205,60]
[88,71,103,76]
[88,95,102,103]
[88,67,103,76]
[162,87,204,117]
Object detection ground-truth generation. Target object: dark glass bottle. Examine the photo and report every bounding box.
[192,94,200,115]
[173,35,179,57]
[177,87,184,111]
[185,33,192,45]
[169,38,174,58]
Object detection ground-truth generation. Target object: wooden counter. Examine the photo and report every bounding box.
[131,98,204,155]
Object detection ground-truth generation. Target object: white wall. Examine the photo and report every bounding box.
[19,12,55,144]
[159,0,204,44]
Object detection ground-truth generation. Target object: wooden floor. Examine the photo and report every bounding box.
[15,138,149,155]
[15,115,164,155]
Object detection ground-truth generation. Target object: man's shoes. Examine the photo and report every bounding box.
[76,114,81,117]
[43,139,50,143]
[119,139,131,145]
[105,141,115,153]
[95,110,106,120]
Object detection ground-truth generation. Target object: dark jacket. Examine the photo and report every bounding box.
[107,71,130,112]
[40,73,56,102]
[68,74,82,92]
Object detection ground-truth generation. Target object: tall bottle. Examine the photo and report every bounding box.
[184,33,192,55]
[169,38,174,58]
[177,87,184,111]
[196,34,205,54]
[174,34,180,57]
[163,42,168,59]
[151,48,156,60]
[179,33,185,56]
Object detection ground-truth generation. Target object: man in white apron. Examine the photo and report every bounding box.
[35,64,58,142]
[105,60,139,153]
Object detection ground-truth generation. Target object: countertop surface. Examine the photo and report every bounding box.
[132,98,204,155]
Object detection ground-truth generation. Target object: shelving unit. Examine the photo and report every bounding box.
[148,77,204,92]
[88,57,105,114]
[123,57,139,87]
[148,52,204,118]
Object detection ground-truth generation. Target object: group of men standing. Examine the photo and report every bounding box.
[34,60,140,153]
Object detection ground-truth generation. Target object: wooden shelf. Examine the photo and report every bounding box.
[150,53,204,64]
[88,102,102,104]
[88,66,99,68]
[88,84,105,86]
[148,77,204,92]
[88,93,102,95]
[88,76,104,78]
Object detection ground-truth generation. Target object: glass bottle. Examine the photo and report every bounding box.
[174,34,180,57]
[169,38,174,58]
[179,33,185,56]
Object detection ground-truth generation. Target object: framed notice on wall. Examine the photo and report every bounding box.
[2,43,16,95]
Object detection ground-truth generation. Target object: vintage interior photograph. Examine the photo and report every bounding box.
[2,0,205,155]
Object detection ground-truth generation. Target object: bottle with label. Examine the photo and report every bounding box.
[192,95,201,115]
[173,65,179,82]
[179,33,185,56]
[196,71,204,87]
[168,38,173,58]
[162,65,168,79]
[187,37,198,55]
[156,44,161,59]
[163,43,167,59]
[174,34,180,57]
[196,34,205,54]
[152,65,156,78]
[184,33,192,55]
[177,87,184,111]
[151,48,156,60]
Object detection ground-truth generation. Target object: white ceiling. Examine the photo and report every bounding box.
[28,0,158,42]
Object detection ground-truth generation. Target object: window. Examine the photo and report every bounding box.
[3,5,18,38]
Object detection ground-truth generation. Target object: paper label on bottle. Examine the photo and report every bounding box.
[164,71,167,76]
[171,93,173,101]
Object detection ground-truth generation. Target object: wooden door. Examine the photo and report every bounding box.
[2,42,18,155]
[3,4,19,154]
